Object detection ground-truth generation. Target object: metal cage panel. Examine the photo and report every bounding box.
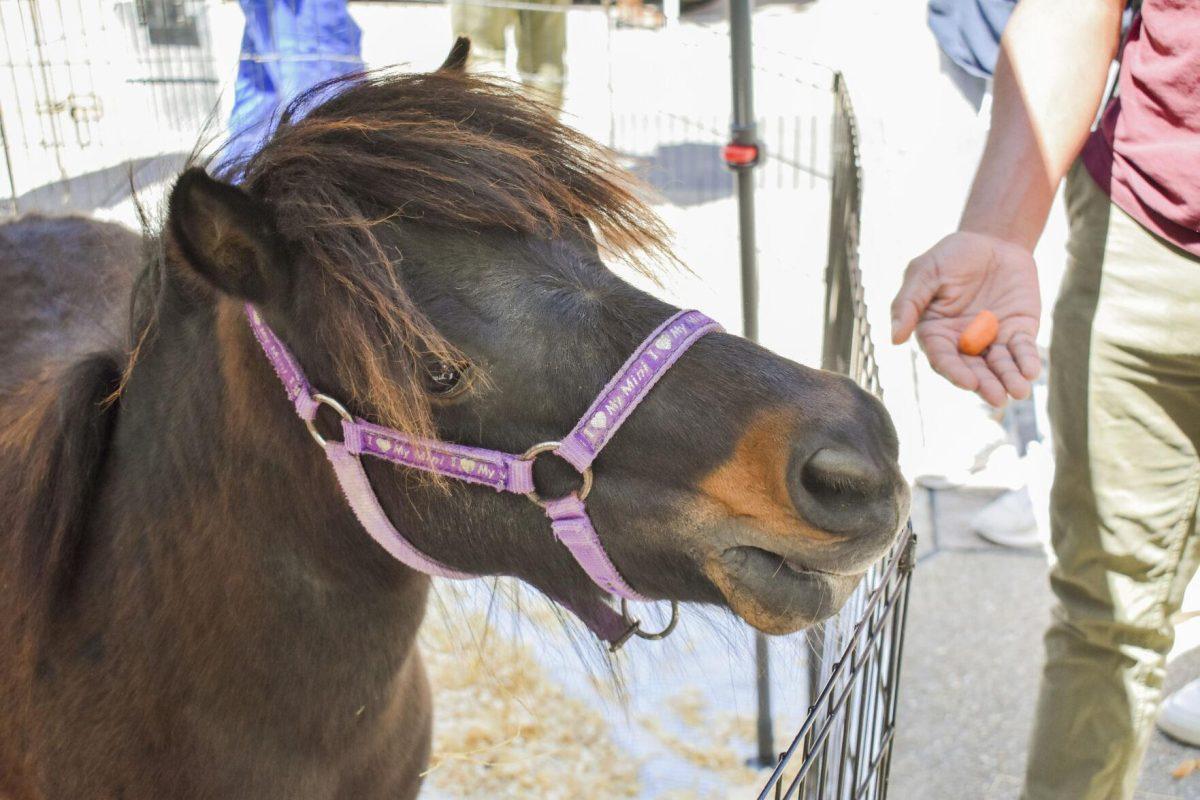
[0,0,219,214]
[756,74,914,800]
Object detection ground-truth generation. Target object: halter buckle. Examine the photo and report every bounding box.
[520,440,593,507]
[305,393,354,448]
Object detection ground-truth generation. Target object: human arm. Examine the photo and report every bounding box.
[891,0,1125,406]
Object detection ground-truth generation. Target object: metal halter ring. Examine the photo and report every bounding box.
[520,440,593,506]
[616,599,680,646]
[305,393,354,448]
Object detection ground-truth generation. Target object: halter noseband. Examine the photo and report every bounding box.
[246,304,721,650]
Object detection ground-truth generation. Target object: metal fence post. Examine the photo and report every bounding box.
[728,0,759,345]
[0,104,19,215]
[726,0,773,769]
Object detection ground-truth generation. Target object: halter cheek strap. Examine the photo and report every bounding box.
[246,303,722,648]
[325,442,474,578]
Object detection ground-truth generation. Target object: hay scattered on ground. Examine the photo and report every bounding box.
[420,601,641,799]
[641,687,800,798]
[418,580,798,799]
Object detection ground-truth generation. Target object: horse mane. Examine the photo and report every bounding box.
[1,355,122,687]
[0,214,137,668]
[128,69,675,443]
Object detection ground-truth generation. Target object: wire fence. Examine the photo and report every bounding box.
[0,0,839,217]
[760,528,915,800]
[755,73,914,800]
[610,111,825,211]
[0,0,220,214]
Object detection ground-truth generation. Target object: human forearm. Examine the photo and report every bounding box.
[959,0,1123,250]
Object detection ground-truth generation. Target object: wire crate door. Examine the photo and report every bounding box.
[0,0,220,212]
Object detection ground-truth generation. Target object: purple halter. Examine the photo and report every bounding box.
[246,304,721,649]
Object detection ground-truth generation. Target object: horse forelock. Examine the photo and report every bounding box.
[122,69,675,450]
[220,70,675,441]
[241,69,674,268]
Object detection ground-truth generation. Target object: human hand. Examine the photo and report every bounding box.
[891,231,1041,407]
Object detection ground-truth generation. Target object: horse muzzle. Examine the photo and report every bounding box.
[694,390,910,634]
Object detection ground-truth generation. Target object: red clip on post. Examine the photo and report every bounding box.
[723,142,759,168]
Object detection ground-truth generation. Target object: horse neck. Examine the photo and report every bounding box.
[107,294,430,699]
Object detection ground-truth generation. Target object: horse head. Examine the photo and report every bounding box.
[163,43,909,639]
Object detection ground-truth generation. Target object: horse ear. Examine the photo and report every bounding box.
[167,167,288,303]
[440,37,470,72]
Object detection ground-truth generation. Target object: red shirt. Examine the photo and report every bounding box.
[1082,1,1200,257]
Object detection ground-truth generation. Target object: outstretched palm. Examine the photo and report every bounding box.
[892,231,1041,407]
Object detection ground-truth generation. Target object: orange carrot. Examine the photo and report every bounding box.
[958,310,999,356]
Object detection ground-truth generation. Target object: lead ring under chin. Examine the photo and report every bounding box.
[617,599,680,646]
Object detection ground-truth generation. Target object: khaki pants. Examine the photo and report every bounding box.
[450,0,568,108]
[1023,162,1200,798]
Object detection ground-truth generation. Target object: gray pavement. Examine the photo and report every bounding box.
[896,488,1200,799]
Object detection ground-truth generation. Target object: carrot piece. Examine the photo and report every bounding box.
[958,310,999,356]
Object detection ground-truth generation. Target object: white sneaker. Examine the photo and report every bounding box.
[971,487,1042,549]
[1159,679,1200,747]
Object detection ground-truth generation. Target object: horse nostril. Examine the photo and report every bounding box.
[790,446,898,536]
[801,448,882,500]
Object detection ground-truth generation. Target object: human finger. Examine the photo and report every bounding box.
[891,256,940,345]
[921,333,980,393]
[1008,332,1042,381]
[985,344,1032,400]
[969,358,1007,407]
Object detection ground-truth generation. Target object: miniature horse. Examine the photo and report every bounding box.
[0,44,908,799]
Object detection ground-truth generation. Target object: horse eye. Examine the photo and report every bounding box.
[422,357,468,398]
